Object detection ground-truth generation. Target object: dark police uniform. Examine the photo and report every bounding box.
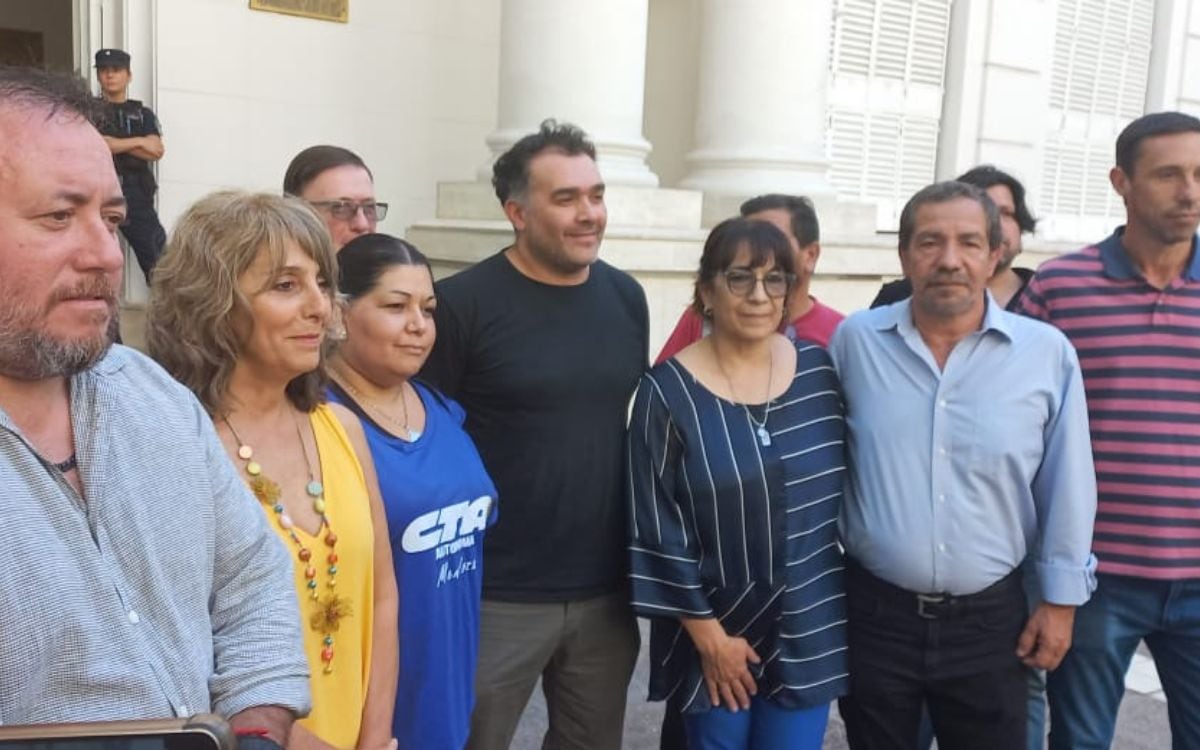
[95,97,166,281]
[94,49,166,281]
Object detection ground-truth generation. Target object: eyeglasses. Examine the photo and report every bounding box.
[720,268,795,298]
[309,200,388,222]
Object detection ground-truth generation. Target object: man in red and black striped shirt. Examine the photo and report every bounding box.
[1018,111,1200,750]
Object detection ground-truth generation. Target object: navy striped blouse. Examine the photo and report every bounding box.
[626,340,849,713]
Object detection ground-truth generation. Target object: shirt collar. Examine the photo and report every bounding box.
[1100,225,1200,282]
[874,293,1012,342]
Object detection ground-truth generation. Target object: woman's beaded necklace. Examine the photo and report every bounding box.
[224,412,351,675]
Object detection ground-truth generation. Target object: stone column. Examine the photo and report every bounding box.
[681,0,834,196]
[1146,0,1192,112]
[481,0,658,187]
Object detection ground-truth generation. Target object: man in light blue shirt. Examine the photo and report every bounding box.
[829,181,1097,750]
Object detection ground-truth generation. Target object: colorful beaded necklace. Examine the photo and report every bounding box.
[224,413,351,675]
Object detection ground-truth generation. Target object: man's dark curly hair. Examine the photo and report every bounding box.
[491,119,597,205]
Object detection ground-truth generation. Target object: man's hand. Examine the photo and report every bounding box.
[1015,602,1076,670]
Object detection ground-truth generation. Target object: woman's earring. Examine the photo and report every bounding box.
[702,305,713,318]
[329,299,348,341]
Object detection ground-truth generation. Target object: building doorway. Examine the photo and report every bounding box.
[0,1,75,71]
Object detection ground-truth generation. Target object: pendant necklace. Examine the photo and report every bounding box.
[335,371,418,441]
[224,411,351,675]
[715,343,775,447]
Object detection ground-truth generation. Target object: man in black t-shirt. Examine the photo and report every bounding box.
[422,120,648,750]
[94,48,166,281]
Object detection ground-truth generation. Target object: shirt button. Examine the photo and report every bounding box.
[938,494,946,502]
[938,544,946,553]
[127,610,140,624]
[938,446,947,455]
[938,399,948,408]
[178,704,189,716]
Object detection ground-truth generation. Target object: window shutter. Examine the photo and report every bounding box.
[1041,0,1154,240]
[828,0,951,228]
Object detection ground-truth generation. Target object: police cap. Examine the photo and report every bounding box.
[94,49,131,69]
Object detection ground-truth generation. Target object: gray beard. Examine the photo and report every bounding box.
[0,307,116,380]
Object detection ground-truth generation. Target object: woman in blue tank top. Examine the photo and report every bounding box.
[327,233,497,750]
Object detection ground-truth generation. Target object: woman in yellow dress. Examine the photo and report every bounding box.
[146,191,398,750]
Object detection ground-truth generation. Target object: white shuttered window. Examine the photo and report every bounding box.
[1041,0,1154,240]
[827,0,951,229]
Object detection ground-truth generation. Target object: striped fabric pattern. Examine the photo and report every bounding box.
[626,341,849,713]
[1018,229,1200,579]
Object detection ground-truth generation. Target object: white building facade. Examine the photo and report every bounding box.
[3,0,1197,346]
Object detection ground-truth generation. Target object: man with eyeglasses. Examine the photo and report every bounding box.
[828,181,1096,750]
[283,145,387,249]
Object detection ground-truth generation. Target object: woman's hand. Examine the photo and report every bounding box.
[681,618,761,712]
[698,634,761,711]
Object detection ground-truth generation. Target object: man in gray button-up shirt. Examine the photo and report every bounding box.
[0,69,309,741]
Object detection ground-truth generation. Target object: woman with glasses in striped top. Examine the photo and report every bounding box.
[626,217,849,750]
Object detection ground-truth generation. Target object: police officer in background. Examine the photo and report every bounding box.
[94,48,166,281]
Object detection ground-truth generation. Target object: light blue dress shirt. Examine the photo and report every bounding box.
[828,297,1097,605]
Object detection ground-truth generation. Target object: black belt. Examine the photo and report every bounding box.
[846,557,1023,620]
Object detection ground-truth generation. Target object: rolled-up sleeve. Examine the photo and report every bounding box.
[627,376,713,619]
[1032,341,1098,605]
[201,409,311,718]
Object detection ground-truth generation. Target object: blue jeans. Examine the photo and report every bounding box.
[1048,573,1200,749]
[683,698,829,750]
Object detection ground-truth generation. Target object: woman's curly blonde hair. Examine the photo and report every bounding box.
[146,190,338,417]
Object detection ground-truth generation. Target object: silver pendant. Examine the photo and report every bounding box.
[757,425,771,447]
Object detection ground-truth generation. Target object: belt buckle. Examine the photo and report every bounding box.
[916,593,947,619]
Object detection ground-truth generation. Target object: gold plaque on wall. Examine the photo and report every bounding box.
[249,0,349,23]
